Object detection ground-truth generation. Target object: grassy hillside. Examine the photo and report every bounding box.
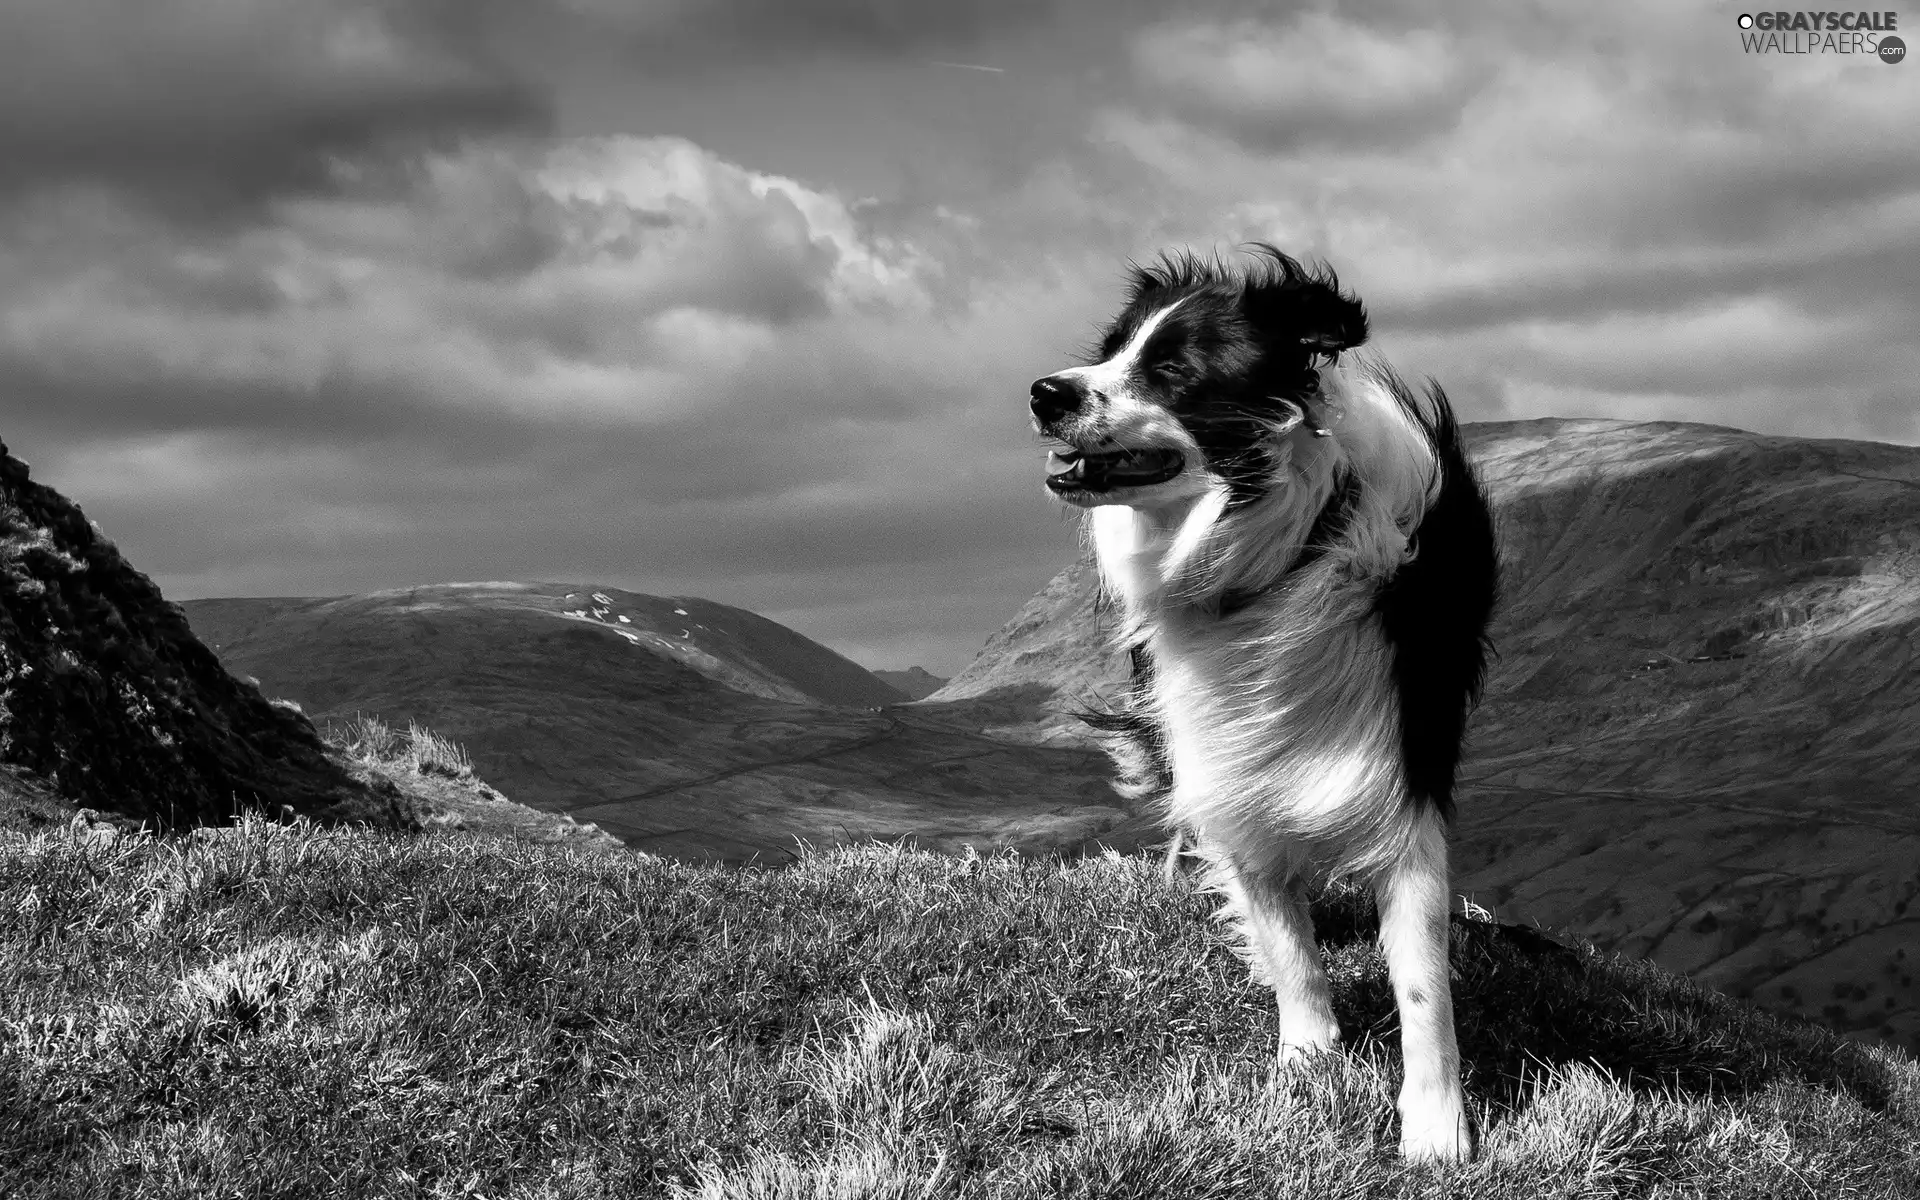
[1451,421,1920,1051]
[4,822,1915,1199]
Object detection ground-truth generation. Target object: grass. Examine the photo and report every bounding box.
[1,821,1916,1199]
[328,714,477,781]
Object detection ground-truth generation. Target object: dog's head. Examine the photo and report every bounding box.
[1031,244,1368,509]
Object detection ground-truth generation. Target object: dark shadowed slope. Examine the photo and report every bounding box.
[184,583,1124,863]
[929,418,1920,1053]
[0,439,405,831]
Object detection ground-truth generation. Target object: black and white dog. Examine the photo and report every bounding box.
[1030,246,1498,1161]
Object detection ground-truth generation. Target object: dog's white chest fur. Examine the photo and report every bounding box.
[1090,502,1410,881]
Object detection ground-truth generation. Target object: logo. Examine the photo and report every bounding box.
[1738,10,1903,56]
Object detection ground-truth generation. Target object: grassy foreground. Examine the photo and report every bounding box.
[3,822,1917,1199]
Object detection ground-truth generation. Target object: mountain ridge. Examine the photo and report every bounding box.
[184,582,903,711]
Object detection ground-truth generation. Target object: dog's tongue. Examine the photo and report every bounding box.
[1046,446,1183,491]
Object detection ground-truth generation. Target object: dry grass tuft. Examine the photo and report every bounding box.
[328,713,475,779]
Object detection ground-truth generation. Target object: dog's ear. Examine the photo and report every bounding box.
[1239,246,1369,355]
[1292,285,1369,353]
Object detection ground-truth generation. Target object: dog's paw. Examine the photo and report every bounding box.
[1276,1038,1338,1067]
[1275,1012,1341,1065]
[1398,1087,1472,1163]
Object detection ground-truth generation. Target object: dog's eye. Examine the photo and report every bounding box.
[1151,360,1188,380]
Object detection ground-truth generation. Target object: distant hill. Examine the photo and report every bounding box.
[872,666,948,701]
[182,583,1126,863]
[184,583,903,711]
[928,418,1920,1054]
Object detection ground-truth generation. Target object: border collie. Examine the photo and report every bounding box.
[1029,246,1498,1162]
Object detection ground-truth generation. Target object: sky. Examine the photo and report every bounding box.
[2,1,1916,676]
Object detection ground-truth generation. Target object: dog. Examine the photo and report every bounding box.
[1029,245,1498,1162]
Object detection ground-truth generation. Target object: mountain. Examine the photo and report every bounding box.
[929,417,1920,1054]
[182,583,1126,862]
[0,439,407,831]
[185,584,903,711]
[872,666,948,701]
[926,553,1109,745]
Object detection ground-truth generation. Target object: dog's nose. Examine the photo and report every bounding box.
[1029,375,1082,425]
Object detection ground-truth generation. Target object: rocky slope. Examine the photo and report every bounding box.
[0,438,410,831]
[929,418,1920,1053]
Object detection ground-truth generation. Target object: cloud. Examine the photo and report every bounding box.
[0,136,956,442]
[0,0,548,212]
[557,0,1058,57]
[1131,13,1484,150]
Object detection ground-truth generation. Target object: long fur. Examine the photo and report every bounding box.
[1031,245,1499,1161]
[1097,360,1490,876]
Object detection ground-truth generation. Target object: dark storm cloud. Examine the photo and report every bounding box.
[0,0,549,213]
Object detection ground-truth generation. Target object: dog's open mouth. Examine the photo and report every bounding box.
[1045,446,1185,493]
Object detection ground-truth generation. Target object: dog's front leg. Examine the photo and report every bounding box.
[1219,865,1340,1060]
[1375,810,1471,1162]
